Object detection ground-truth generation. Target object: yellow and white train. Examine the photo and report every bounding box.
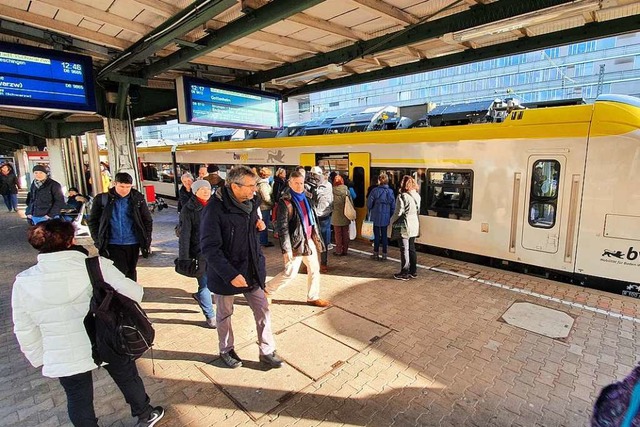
[138,94,640,297]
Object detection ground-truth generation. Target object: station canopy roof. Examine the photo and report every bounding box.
[0,0,639,149]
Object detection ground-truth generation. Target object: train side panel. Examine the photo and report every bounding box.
[574,99,640,293]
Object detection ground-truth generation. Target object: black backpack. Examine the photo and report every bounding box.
[83,257,155,365]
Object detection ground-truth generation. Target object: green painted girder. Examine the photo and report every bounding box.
[98,0,236,79]
[283,14,640,97]
[0,133,29,148]
[116,82,131,120]
[236,0,579,87]
[142,0,326,78]
[0,117,103,138]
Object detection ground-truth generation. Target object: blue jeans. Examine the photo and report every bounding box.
[373,225,389,254]
[318,215,331,265]
[260,209,270,245]
[2,194,17,211]
[31,215,59,224]
[196,274,215,319]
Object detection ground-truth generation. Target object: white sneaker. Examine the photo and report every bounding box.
[327,243,335,250]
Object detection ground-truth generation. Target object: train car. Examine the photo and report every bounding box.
[138,94,640,296]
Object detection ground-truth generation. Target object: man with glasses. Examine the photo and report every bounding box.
[200,166,282,369]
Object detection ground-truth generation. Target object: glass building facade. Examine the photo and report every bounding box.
[303,33,640,116]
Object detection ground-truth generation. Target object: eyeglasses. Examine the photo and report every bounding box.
[234,183,258,189]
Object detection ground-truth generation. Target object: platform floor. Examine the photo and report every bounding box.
[2,200,640,426]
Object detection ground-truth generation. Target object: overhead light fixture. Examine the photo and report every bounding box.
[271,64,344,85]
[451,0,600,42]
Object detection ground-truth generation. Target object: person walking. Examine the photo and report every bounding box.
[12,219,164,427]
[390,175,421,281]
[266,171,329,307]
[367,173,395,261]
[200,166,282,369]
[88,172,153,281]
[331,174,352,256]
[203,164,225,191]
[178,179,216,328]
[0,163,19,212]
[25,165,65,224]
[272,168,287,205]
[308,166,333,273]
[257,167,274,247]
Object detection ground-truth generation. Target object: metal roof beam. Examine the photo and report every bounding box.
[0,133,30,148]
[237,0,580,86]
[98,0,236,79]
[283,14,640,96]
[141,0,326,79]
[0,117,47,138]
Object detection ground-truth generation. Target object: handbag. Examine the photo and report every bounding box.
[174,258,205,278]
[360,217,374,240]
[344,195,357,221]
[349,220,357,240]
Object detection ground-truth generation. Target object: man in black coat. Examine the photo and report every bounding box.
[88,172,153,281]
[25,165,65,224]
[200,165,282,370]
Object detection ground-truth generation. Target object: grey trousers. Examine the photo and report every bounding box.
[213,287,276,356]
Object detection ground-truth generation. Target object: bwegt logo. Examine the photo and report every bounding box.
[602,247,639,261]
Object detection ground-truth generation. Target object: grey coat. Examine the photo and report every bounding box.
[389,190,421,239]
[331,184,352,227]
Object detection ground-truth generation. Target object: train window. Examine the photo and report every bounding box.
[529,160,560,229]
[425,169,473,220]
[141,163,159,181]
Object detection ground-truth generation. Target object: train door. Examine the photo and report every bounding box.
[521,156,566,253]
[300,152,370,235]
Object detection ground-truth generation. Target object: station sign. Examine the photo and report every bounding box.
[176,76,283,130]
[0,42,97,113]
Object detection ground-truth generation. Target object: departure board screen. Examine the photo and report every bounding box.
[0,42,96,113]
[176,76,283,130]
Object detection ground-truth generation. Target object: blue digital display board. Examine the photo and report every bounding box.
[0,42,96,113]
[176,76,283,130]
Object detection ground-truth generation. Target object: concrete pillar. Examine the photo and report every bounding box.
[103,117,141,189]
[69,135,87,195]
[85,132,102,196]
[45,138,70,192]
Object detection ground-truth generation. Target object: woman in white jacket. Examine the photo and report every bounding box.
[12,219,164,427]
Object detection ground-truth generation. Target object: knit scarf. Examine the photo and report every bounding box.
[225,186,253,215]
[34,179,45,189]
[290,189,315,227]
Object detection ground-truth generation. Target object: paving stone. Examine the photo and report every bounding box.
[3,204,640,426]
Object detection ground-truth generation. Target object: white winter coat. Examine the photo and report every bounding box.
[12,250,144,378]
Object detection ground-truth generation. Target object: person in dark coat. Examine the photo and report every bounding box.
[88,172,153,281]
[0,163,19,212]
[177,172,194,213]
[367,173,396,260]
[178,179,216,328]
[200,165,282,370]
[266,171,329,307]
[25,165,65,224]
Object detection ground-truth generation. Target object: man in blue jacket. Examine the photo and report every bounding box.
[88,172,153,281]
[200,166,282,370]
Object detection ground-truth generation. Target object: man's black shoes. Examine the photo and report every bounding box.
[220,350,242,369]
[259,352,283,369]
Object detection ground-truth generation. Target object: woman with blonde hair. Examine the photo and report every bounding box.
[389,175,421,280]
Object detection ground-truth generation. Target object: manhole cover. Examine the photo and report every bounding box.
[501,302,574,339]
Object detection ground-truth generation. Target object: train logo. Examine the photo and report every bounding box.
[626,284,640,292]
[601,247,639,263]
[266,150,285,163]
[602,249,625,259]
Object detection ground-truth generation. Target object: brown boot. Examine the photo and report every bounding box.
[320,265,328,274]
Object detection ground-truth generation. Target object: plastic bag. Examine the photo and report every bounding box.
[360,220,374,240]
[349,220,357,240]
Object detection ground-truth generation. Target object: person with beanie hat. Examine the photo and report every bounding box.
[26,164,65,224]
[203,164,225,190]
[190,179,211,196]
[178,178,216,328]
